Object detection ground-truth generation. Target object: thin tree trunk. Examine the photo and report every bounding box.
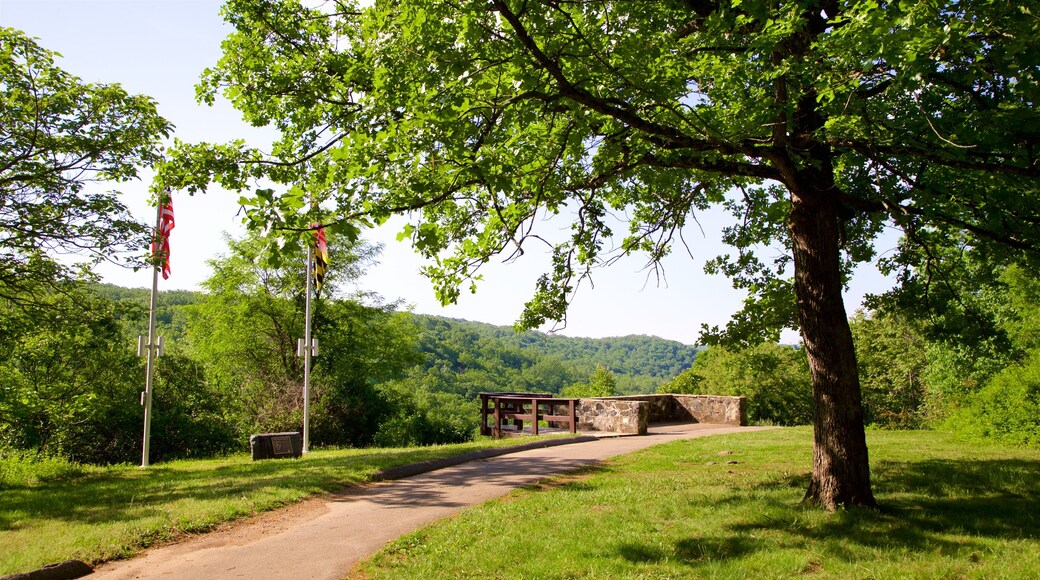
[788,176,877,509]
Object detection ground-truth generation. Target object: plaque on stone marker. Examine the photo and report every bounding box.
[271,435,293,455]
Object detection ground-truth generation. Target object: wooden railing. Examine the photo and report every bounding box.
[479,392,578,437]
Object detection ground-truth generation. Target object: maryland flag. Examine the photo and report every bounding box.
[151,194,175,280]
[313,224,328,292]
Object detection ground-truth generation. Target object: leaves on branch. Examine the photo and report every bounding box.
[0,28,171,297]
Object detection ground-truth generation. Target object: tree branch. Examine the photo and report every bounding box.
[830,140,1039,178]
[491,0,736,154]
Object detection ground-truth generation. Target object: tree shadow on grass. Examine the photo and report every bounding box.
[0,446,513,530]
[615,535,758,566]
[616,541,670,563]
[733,457,1040,559]
[517,463,612,494]
[0,446,623,531]
[605,456,1040,573]
[0,469,342,530]
[672,536,757,562]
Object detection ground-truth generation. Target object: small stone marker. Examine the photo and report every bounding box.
[250,432,303,460]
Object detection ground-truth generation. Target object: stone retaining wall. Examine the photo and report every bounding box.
[606,395,682,422]
[576,394,746,434]
[671,394,747,426]
[575,399,649,435]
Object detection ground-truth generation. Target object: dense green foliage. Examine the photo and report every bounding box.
[562,365,619,398]
[184,233,421,449]
[661,342,812,425]
[0,283,231,463]
[849,310,928,429]
[827,238,1040,446]
[960,352,1040,446]
[0,28,184,464]
[0,28,171,298]
[1,239,701,464]
[3,227,424,461]
[0,285,141,461]
[898,259,1040,446]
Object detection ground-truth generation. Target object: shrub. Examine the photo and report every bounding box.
[956,352,1040,446]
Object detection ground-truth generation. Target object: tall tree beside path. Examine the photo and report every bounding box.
[161,1,1040,509]
[0,28,171,300]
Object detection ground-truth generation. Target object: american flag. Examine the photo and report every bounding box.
[152,196,175,280]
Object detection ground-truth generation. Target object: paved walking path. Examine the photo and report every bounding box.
[91,423,773,580]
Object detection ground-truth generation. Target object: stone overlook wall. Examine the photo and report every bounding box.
[672,395,747,426]
[575,399,649,435]
[576,394,747,435]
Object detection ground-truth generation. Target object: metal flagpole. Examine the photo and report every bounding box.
[141,203,162,467]
[303,242,313,453]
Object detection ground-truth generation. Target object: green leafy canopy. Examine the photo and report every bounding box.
[160,1,1038,339]
[0,28,172,298]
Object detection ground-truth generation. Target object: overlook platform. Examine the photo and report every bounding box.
[480,392,747,438]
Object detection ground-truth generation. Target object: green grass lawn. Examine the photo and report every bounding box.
[0,436,560,575]
[356,428,1040,579]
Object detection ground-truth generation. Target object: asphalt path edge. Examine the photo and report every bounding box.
[4,434,608,580]
[371,434,603,481]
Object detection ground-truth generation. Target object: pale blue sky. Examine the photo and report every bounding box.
[1,0,897,344]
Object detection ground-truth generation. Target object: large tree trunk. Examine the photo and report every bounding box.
[788,175,877,510]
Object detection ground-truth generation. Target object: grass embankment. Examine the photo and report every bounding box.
[0,436,559,575]
[357,428,1040,579]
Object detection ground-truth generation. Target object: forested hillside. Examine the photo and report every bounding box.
[90,286,698,394]
[0,276,697,464]
[12,252,1040,466]
[91,286,698,397]
[409,315,699,395]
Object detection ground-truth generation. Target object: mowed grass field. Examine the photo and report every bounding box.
[0,436,562,575]
[355,428,1040,579]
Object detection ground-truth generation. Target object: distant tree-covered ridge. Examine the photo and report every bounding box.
[409,315,700,394]
[88,286,699,399]
[87,288,700,396]
[19,283,694,462]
